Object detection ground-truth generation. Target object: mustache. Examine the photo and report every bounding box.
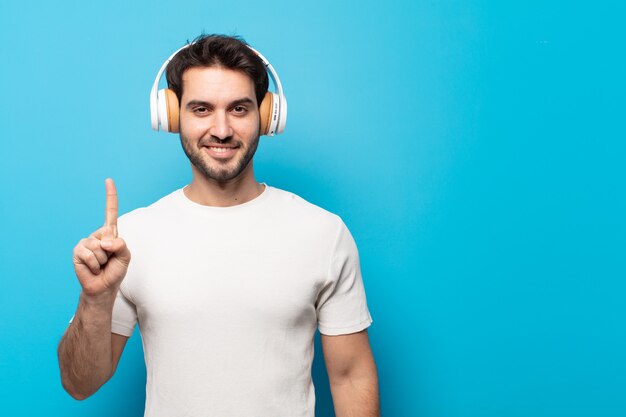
[200,137,242,147]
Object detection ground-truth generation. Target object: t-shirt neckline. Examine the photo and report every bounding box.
[176,183,272,214]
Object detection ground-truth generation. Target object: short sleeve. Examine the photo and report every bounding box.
[110,285,138,337]
[316,221,373,335]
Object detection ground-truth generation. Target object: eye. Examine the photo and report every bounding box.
[193,106,210,115]
[232,105,248,115]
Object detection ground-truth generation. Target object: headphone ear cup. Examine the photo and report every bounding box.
[259,91,273,136]
[157,88,179,132]
[157,88,180,132]
[164,89,180,133]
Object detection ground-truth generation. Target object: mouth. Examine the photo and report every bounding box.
[202,144,240,160]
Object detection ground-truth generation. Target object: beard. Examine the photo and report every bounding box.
[179,133,260,182]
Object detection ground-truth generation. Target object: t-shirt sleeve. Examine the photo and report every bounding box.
[316,220,373,336]
[110,284,138,337]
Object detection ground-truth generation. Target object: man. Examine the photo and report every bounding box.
[58,34,379,417]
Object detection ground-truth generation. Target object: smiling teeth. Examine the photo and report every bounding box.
[209,147,232,153]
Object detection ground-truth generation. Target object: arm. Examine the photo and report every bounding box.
[58,179,132,399]
[321,329,380,417]
[57,292,129,400]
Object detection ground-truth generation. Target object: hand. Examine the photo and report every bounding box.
[72,178,131,297]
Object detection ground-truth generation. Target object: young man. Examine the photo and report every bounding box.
[58,34,379,417]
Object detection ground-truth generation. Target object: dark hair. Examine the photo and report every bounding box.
[165,34,269,107]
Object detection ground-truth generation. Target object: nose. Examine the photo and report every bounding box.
[209,111,233,140]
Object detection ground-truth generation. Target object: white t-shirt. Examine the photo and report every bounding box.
[110,185,373,417]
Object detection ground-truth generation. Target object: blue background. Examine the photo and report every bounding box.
[1,1,625,416]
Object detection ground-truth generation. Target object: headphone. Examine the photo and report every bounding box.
[150,43,287,136]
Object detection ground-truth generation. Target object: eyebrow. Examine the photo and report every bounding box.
[185,97,255,109]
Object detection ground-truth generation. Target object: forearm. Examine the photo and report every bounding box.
[329,371,380,417]
[57,291,116,400]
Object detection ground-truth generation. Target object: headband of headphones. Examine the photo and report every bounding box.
[150,42,287,136]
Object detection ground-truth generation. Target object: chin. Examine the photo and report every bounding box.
[196,159,250,182]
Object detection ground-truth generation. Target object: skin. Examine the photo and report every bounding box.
[57,179,131,399]
[322,329,380,417]
[178,66,265,207]
[57,66,380,416]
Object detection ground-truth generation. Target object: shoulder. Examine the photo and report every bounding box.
[117,188,182,232]
[267,186,344,229]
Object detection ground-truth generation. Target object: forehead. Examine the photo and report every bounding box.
[180,66,256,104]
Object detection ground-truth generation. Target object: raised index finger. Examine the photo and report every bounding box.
[104,178,118,238]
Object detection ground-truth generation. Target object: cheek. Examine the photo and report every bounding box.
[179,115,207,138]
[234,114,260,137]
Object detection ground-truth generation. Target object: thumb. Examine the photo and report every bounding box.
[100,237,131,265]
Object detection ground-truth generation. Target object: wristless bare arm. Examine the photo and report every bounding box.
[322,330,381,417]
[58,179,132,400]
[58,292,128,399]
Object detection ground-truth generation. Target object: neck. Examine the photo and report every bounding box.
[184,162,264,207]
